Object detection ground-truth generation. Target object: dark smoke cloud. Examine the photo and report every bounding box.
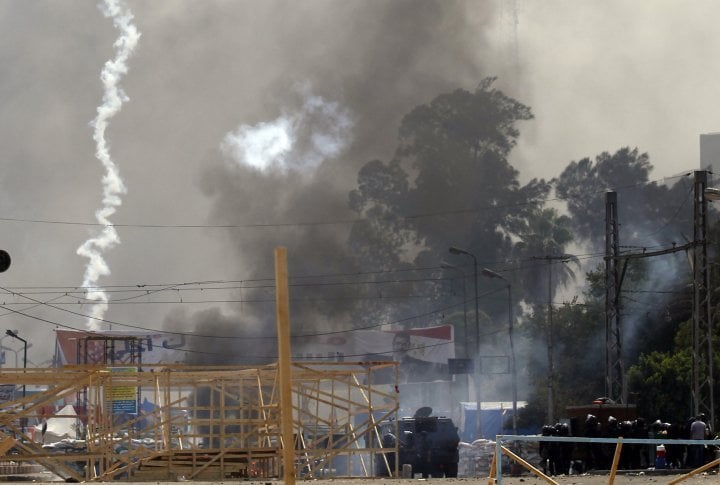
[153,0,500,358]
[2,0,717,379]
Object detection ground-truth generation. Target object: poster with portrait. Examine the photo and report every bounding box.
[53,325,455,384]
[294,324,455,383]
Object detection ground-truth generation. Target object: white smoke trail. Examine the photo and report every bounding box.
[76,0,140,330]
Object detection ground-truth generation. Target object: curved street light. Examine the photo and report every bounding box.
[448,247,479,356]
[441,261,468,357]
[448,246,482,439]
[441,261,471,404]
[480,268,518,436]
[6,330,27,435]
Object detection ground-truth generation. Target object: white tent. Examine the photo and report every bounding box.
[34,404,81,444]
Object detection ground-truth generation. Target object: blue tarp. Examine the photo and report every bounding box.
[460,408,501,441]
[459,403,533,441]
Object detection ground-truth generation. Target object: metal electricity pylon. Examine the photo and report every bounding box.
[692,171,714,428]
[605,191,626,404]
[604,172,715,429]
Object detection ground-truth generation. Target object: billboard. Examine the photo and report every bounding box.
[54,324,456,383]
[55,330,183,365]
[294,324,455,383]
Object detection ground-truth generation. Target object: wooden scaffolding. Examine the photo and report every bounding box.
[0,360,398,481]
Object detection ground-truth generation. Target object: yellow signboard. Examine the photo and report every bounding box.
[109,367,137,414]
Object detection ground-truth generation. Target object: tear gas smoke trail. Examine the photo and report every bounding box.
[76,0,140,330]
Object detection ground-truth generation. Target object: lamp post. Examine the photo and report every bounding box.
[481,268,518,436]
[534,254,575,424]
[449,246,482,439]
[442,261,471,405]
[6,330,27,435]
[441,262,468,357]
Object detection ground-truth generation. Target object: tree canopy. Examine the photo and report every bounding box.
[555,148,693,250]
[344,81,718,430]
[348,78,550,327]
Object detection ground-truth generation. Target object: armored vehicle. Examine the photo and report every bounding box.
[376,407,460,478]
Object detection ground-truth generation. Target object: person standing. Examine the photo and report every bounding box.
[689,415,707,467]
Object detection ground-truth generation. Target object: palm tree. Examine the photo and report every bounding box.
[513,207,579,304]
[513,206,579,422]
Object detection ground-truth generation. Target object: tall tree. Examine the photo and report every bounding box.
[510,207,580,424]
[348,79,549,327]
[553,148,699,423]
[555,147,693,250]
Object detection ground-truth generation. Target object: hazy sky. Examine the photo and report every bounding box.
[0,0,717,364]
[510,1,720,182]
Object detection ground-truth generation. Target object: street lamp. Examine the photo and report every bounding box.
[449,247,479,355]
[441,261,468,357]
[481,268,518,436]
[6,330,27,382]
[441,261,471,405]
[448,246,482,439]
[6,329,27,435]
[704,187,720,200]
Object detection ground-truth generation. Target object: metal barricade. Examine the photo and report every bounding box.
[492,434,720,485]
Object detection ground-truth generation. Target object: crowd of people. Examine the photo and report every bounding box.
[537,414,717,475]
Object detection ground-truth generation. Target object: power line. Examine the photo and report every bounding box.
[0,294,451,305]
[0,299,457,360]
[0,251,612,294]
[0,173,691,230]
[0,286,473,341]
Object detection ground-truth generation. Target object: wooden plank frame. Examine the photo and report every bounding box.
[0,361,398,481]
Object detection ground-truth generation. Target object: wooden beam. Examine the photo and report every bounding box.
[275,247,295,485]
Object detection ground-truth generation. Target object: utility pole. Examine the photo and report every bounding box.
[442,262,472,405]
[692,171,714,429]
[546,257,555,424]
[532,254,573,423]
[449,246,482,439]
[605,191,626,404]
[481,268,518,435]
[603,174,715,428]
[441,262,468,358]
